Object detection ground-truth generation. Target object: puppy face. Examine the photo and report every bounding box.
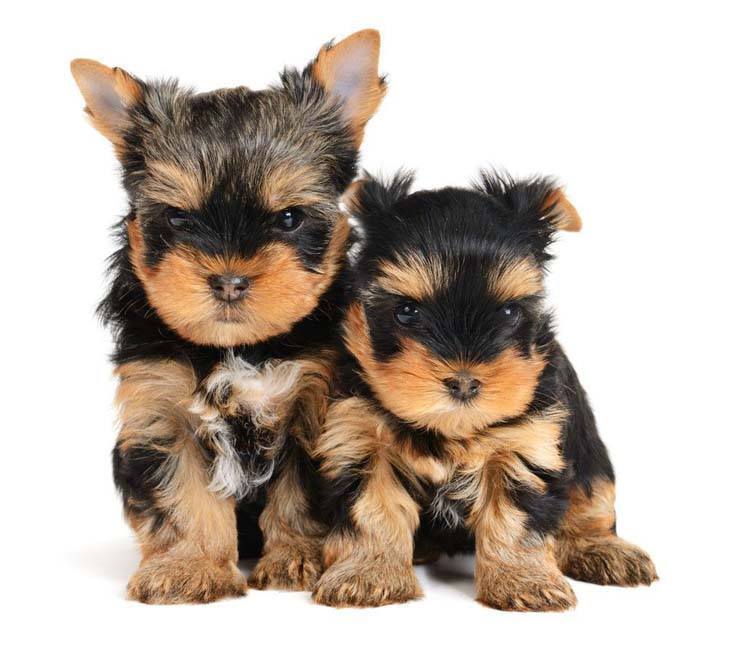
[346,174,581,437]
[72,31,385,347]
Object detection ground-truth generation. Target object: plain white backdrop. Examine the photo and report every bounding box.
[3,1,728,649]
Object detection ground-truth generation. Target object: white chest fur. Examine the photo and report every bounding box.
[202,355,303,428]
[189,355,304,499]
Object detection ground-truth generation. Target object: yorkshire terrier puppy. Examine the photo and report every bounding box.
[71,30,386,603]
[313,173,657,610]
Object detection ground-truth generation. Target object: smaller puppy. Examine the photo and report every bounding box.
[313,173,657,610]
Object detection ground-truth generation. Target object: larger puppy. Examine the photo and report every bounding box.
[71,30,385,603]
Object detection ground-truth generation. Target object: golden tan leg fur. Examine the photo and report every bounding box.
[312,398,422,607]
[470,463,576,612]
[249,456,324,590]
[115,360,246,604]
[555,480,658,586]
[249,356,333,591]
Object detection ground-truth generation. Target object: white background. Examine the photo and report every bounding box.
[3,1,728,649]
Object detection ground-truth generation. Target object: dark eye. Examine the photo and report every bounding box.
[167,210,195,230]
[394,302,422,327]
[275,208,303,232]
[501,302,522,325]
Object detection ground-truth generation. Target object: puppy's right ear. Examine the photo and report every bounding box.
[347,171,415,228]
[70,59,143,151]
[310,29,386,148]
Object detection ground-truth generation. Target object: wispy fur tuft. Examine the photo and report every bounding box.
[352,170,415,223]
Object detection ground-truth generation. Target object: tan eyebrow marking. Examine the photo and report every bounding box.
[260,161,331,213]
[144,160,211,211]
[488,257,543,302]
[375,254,446,301]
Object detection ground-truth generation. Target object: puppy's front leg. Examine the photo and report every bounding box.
[470,463,575,612]
[312,398,422,607]
[246,356,334,590]
[114,360,246,604]
[249,446,325,591]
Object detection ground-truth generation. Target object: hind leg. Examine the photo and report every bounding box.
[413,538,442,565]
[555,478,657,586]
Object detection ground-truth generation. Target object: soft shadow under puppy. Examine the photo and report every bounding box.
[421,554,475,599]
[70,538,140,584]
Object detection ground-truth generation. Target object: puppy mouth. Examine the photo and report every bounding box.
[214,303,248,323]
[442,397,479,412]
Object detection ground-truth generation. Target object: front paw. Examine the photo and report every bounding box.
[249,544,322,591]
[312,558,422,607]
[127,556,247,604]
[477,568,576,612]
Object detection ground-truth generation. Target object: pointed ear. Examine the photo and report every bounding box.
[70,59,143,150]
[348,171,414,226]
[476,172,583,233]
[310,29,386,147]
[544,188,582,232]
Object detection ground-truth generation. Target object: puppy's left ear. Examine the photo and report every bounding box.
[543,188,582,232]
[310,29,386,147]
[477,172,583,233]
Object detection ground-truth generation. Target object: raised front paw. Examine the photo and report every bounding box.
[477,569,576,612]
[559,536,658,586]
[127,556,247,604]
[312,558,422,607]
[249,544,322,591]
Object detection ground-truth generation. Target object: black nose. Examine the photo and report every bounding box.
[444,372,482,402]
[208,274,250,303]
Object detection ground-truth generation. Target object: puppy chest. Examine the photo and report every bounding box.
[201,356,304,427]
[191,356,304,500]
[415,462,484,530]
[426,481,471,530]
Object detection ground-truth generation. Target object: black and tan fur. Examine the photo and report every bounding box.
[72,30,386,603]
[313,173,657,610]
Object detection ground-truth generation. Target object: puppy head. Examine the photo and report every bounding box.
[71,30,385,347]
[345,172,581,437]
